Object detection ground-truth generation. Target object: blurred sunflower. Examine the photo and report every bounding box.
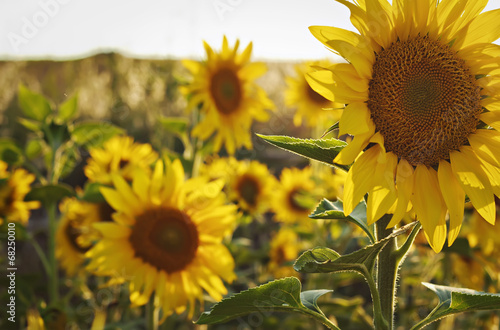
[0,161,40,225]
[285,60,343,127]
[86,159,237,318]
[56,198,114,276]
[84,135,158,185]
[268,227,301,278]
[227,160,276,216]
[271,166,319,225]
[182,36,275,154]
[199,156,239,183]
[26,308,45,330]
[308,0,500,252]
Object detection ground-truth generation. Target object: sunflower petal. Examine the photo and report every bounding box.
[338,102,374,136]
[437,160,465,246]
[450,147,496,224]
[411,165,447,253]
[387,158,414,228]
[367,152,398,224]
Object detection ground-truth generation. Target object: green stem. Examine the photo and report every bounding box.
[27,233,51,277]
[146,293,159,330]
[301,308,341,330]
[365,270,389,330]
[376,214,398,330]
[47,202,59,303]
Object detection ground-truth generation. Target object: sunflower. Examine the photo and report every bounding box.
[268,227,302,278]
[271,166,320,225]
[56,198,114,276]
[85,159,237,318]
[84,135,158,185]
[199,156,239,183]
[307,0,500,252]
[285,60,343,127]
[0,161,40,225]
[182,36,275,154]
[227,160,277,216]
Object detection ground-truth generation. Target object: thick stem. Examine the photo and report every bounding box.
[146,293,159,330]
[376,214,398,330]
[47,203,59,303]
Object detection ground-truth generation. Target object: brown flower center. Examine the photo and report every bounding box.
[129,208,199,274]
[368,35,482,166]
[65,221,91,254]
[287,189,311,212]
[210,67,242,115]
[235,174,260,208]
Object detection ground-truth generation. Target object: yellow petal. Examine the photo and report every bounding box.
[367,152,398,225]
[411,165,447,253]
[339,102,374,136]
[334,128,375,165]
[93,222,131,239]
[450,147,496,224]
[343,145,382,215]
[387,158,414,228]
[458,8,500,49]
[437,160,465,246]
[469,129,500,168]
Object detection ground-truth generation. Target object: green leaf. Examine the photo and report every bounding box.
[71,121,124,149]
[18,85,52,122]
[300,290,332,315]
[196,277,339,329]
[25,183,74,207]
[44,121,71,151]
[310,199,375,243]
[159,117,189,137]
[79,182,107,203]
[294,223,416,276]
[25,139,44,160]
[256,134,349,171]
[412,283,500,329]
[18,117,43,132]
[57,94,78,122]
[0,139,24,165]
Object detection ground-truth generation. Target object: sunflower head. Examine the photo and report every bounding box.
[86,158,238,318]
[84,135,158,185]
[0,161,40,225]
[182,36,275,154]
[227,160,277,216]
[308,0,500,252]
[285,60,343,127]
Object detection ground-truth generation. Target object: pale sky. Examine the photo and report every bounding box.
[0,0,498,61]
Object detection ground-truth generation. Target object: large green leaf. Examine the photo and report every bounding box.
[18,85,52,122]
[310,199,375,243]
[196,277,339,329]
[71,121,124,149]
[25,183,75,207]
[411,283,500,329]
[256,134,349,171]
[0,139,24,165]
[294,223,416,276]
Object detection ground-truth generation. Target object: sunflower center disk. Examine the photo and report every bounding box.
[236,175,260,207]
[368,35,482,166]
[210,67,242,115]
[129,208,199,274]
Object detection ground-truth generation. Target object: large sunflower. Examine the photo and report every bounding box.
[85,159,237,318]
[182,36,275,154]
[307,0,500,252]
[285,60,343,127]
[84,135,158,185]
[0,161,40,225]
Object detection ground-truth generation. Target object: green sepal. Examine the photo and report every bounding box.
[411,283,500,330]
[256,134,349,171]
[310,199,374,243]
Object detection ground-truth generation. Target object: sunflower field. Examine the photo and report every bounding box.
[1,1,500,329]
